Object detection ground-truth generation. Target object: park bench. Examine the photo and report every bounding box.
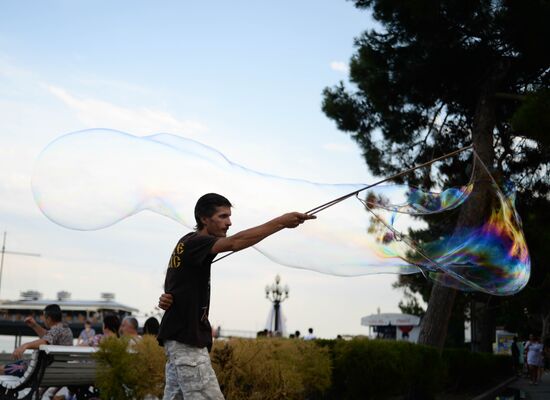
[0,345,97,400]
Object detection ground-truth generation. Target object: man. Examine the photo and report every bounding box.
[157,193,315,400]
[120,316,140,338]
[303,327,316,340]
[0,304,73,376]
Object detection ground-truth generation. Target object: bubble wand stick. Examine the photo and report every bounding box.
[305,145,473,215]
[213,144,473,263]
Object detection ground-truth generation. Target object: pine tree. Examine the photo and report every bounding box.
[323,0,550,350]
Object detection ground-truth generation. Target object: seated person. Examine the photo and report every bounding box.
[143,317,160,336]
[119,316,141,343]
[0,304,73,377]
[77,320,96,345]
[87,314,121,347]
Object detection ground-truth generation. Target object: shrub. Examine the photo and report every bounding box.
[329,338,444,399]
[94,335,166,400]
[210,338,332,400]
[131,335,166,398]
[324,338,513,399]
[442,348,513,391]
[92,334,514,399]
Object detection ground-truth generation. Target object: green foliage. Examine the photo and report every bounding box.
[210,338,332,400]
[511,89,550,147]
[92,336,514,400]
[94,335,166,400]
[442,349,513,391]
[328,338,445,399]
[317,338,513,399]
[131,335,166,398]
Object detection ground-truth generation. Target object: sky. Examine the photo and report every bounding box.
[0,0,416,339]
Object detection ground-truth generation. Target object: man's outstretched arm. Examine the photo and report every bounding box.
[157,212,315,311]
[212,212,315,253]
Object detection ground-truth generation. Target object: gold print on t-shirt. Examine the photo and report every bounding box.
[169,255,181,269]
[167,241,184,269]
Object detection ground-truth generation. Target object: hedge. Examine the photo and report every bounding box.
[442,348,513,391]
[324,339,445,399]
[210,338,332,400]
[94,336,513,400]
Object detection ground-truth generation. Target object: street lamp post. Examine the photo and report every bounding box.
[0,231,41,299]
[265,274,289,335]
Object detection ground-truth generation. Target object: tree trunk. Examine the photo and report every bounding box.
[419,64,505,350]
[470,298,496,352]
[446,300,466,347]
[418,285,457,349]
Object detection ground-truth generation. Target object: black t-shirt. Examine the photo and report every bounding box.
[157,232,218,349]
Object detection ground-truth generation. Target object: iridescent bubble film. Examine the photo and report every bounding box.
[364,183,530,295]
[420,189,530,295]
[32,129,530,294]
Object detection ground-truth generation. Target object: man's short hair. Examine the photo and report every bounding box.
[44,304,63,322]
[123,316,139,331]
[103,314,121,335]
[194,193,232,230]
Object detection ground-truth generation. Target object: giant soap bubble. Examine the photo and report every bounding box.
[32,129,530,295]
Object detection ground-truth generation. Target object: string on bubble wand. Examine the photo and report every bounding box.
[213,144,474,264]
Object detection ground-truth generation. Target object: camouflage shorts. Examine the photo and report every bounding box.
[162,340,224,400]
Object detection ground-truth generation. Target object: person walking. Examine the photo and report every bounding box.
[526,335,543,385]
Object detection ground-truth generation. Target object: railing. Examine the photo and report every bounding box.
[218,329,257,339]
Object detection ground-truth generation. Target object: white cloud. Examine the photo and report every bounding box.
[0,56,34,79]
[330,61,349,74]
[76,76,152,96]
[46,85,207,137]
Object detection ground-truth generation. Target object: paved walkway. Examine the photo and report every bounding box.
[507,371,550,399]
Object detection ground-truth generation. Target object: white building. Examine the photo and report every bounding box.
[361,313,421,342]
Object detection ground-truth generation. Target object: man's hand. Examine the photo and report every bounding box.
[278,212,316,229]
[158,293,173,310]
[24,316,37,327]
[12,345,26,360]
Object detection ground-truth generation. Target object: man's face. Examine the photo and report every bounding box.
[201,206,232,237]
[120,319,136,336]
[43,313,53,329]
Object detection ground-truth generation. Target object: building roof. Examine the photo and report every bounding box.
[361,313,420,327]
[0,299,138,313]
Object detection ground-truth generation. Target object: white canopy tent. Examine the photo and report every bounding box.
[361,313,421,342]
